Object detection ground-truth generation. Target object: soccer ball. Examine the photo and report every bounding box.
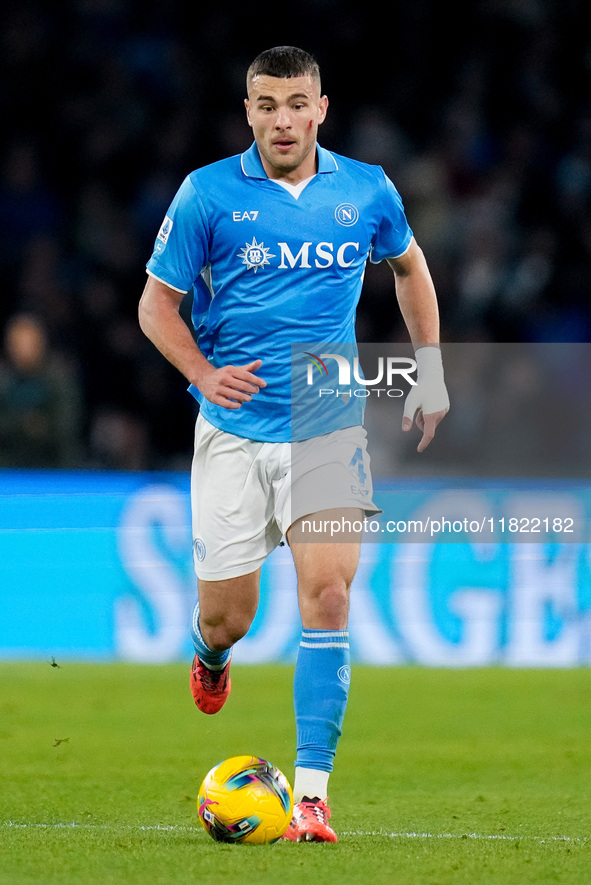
[197,755,293,844]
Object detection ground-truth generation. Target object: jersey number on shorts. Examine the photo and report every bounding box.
[349,447,367,486]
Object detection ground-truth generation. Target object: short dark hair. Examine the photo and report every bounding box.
[246,46,321,90]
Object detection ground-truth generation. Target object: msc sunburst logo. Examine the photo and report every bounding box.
[238,238,275,273]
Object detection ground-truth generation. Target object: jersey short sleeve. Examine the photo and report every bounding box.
[146,174,210,293]
[370,171,413,264]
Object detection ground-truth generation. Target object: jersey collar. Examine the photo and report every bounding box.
[240,141,338,179]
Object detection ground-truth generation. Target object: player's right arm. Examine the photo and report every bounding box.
[138,274,265,410]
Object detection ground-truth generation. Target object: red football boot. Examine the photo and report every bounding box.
[282,798,338,843]
[190,655,231,714]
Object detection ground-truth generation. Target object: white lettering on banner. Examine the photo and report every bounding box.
[504,493,584,666]
[104,482,590,666]
[115,485,193,662]
[4,470,591,665]
[391,490,502,665]
[505,544,579,666]
[394,543,503,665]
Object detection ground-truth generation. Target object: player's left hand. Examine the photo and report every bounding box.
[402,346,449,452]
[402,406,448,452]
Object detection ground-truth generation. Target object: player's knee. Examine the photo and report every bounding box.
[301,577,350,628]
[202,613,253,650]
[319,581,350,619]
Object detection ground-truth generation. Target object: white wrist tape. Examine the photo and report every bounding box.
[414,345,444,377]
[403,346,449,419]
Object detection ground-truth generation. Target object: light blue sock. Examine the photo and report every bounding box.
[293,629,351,773]
[190,601,232,671]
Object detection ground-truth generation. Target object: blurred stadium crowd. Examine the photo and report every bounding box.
[0,0,589,471]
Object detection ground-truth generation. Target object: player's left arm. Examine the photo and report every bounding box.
[387,238,450,452]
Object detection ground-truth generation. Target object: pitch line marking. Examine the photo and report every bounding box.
[1,822,587,843]
[341,830,588,843]
[2,822,200,832]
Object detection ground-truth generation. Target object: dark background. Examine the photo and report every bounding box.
[1,0,589,470]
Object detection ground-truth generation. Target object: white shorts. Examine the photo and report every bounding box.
[190,414,378,580]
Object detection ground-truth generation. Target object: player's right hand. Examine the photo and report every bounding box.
[199,359,266,409]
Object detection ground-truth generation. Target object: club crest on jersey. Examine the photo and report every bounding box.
[335,203,359,227]
[238,238,275,273]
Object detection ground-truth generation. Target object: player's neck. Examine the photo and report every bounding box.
[260,148,318,186]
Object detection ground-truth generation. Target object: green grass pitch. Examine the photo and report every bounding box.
[1,663,590,884]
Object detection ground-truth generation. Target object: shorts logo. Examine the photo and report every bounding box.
[337,665,351,685]
[157,215,173,244]
[193,538,206,562]
[238,238,275,273]
[335,203,359,227]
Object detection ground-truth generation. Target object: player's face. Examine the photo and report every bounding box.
[245,75,328,183]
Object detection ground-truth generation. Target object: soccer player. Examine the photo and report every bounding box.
[139,46,449,843]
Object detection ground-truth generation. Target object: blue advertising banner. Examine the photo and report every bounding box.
[1,470,590,666]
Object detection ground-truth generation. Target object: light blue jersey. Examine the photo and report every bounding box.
[146,142,412,442]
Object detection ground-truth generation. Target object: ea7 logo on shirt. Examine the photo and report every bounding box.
[233,210,259,221]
